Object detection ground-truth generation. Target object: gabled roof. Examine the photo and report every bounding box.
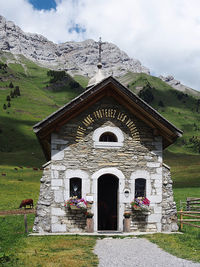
[33,76,183,160]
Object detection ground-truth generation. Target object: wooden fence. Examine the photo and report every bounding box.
[186,197,200,211]
[0,209,35,216]
[178,210,200,229]
[0,209,35,233]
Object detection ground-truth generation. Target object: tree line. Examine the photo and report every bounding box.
[3,82,21,110]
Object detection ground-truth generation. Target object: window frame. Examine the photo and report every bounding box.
[93,126,124,149]
[70,177,82,199]
[135,178,146,198]
[64,170,89,201]
[99,131,118,142]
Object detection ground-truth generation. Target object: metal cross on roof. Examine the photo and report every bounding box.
[98,37,105,63]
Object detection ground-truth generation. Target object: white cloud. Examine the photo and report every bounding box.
[0,0,200,91]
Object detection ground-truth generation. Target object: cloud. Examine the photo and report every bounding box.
[0,0,200,91]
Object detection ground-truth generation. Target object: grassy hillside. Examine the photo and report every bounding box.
[0,52,84,209]
[0,52,84,167]
[120,72,200,155]
[0,52,199,211]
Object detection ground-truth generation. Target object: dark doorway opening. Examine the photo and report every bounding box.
[98,174,118,230]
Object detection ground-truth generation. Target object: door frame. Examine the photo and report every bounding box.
[92,168,125,232]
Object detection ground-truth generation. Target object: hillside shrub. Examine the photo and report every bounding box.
[6,95,11,102]
[10,91,14,98]
[47,70,66,83]
[193,123,200,131]
[9,82,14,88]
[3,104,7,110]
[189,136,200,153]
[0,62,7,73]
[15,86,21,96]
[158,100,164,107]
[69,80,80,88]
[0,62,7,69]
[196,99,200,113]
[138,83,154,104]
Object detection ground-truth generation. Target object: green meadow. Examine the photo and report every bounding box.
[0,52,199,265]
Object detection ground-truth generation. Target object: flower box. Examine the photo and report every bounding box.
[131,197,150,213]
[132,206,149,212]
[65,197,87,211]
[70,205,82,210]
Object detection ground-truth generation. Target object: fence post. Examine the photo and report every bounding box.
[24,214,28,234]
[180,209,183,230]
[186,199,190,211]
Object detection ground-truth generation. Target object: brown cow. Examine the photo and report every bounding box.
[19,199,34,209]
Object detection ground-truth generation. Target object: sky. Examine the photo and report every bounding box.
[0,0,200,91]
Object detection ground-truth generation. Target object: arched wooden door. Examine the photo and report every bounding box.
[98,174,119,230]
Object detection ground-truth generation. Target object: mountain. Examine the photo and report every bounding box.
[1,15,200,99]
[0,15,149,78]
[159,75,200,98]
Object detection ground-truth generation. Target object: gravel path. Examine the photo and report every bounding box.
[94,238,200,267]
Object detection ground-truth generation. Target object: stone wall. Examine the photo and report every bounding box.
[33,96,177,233]
[161,164,178,232]
[33,163,53,232]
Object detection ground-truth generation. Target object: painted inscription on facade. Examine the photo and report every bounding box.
[76,109,140,142]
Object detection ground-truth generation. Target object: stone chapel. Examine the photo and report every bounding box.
[33,50,182,234]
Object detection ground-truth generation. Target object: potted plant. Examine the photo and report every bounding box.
[123,211,131,232]
[85,211,94,232]
[123,211,131,218]
[65,196,87,211]
[85,211,94,218]
[131,197,150,212]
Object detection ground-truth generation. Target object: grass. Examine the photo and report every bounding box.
[164,151,200,189]
[73,75,89,88]
[0,215,98,266]
[0,54,85,170]
[19,235,98,267]
[145,227,200,263]
[0,166,41,210]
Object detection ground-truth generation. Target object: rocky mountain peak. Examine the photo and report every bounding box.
[0,15,150,78]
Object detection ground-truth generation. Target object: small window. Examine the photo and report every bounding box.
[93,126,124,148]
[70,178,82,199]
[99,132,117,142]
[135,178,146,198]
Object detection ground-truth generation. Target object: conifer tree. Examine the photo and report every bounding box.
[10,91,14,98]
[3,104,7,110]
[9,82,14,88]
[13,89,17,97]
[15,86,21,96]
